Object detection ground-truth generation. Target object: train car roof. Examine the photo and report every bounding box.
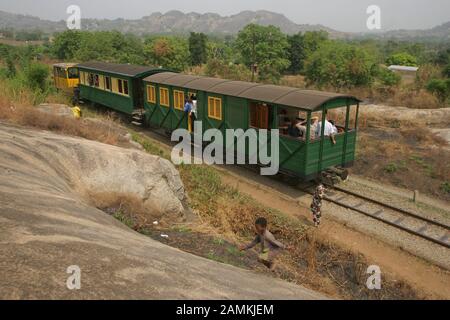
[76,62,158,77]
[53,63,78,69]
[144,72,361,111]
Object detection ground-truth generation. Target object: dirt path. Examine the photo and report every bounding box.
[218,168,450,299]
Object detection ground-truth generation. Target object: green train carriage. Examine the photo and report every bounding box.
[142,72,361,181]
[76,62,166,114]
[69,61,361,181]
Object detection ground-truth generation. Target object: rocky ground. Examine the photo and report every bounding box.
[0,122,325,299]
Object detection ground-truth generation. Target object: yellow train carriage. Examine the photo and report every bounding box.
[53,63,79,91]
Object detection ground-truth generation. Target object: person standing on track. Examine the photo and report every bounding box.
[311,184,325,227]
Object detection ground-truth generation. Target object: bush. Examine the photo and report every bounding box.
[25,63,49,92]
[443,64,450,78]
[426,78,450,103]
[305,41,377,88]
[377,67,401,87]
[386,52,418,67]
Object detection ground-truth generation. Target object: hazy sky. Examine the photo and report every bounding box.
[0,0,449,32]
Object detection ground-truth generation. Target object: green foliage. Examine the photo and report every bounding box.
[52,30,83,60]
[14,30,45,41]
[287,31,328,74]
[441,182,450,194]
[235,24,289,82]
[442,64,450,78]
[25,63,49,92]
[305,41,377,88]
[205,59,251,81]
[144,36,189,71]
[189,32,208,66]
[426,78,450,103]
[434,47,450,65]
[377,67,401,86]
[386,52,418,67]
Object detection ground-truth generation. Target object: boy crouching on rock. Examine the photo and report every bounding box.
[240,217,286,271]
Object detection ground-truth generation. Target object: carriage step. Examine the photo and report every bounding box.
[131,121,143,126]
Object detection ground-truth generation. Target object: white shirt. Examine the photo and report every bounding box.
[316,120,336,137]
[191,100,197,114]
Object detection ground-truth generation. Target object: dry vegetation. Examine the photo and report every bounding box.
[281,75,445,109]
[125,133,421,299]
[0,79,122,146]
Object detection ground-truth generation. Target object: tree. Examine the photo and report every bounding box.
[386,52,418,66]
[287,31,328,74]
[51,30,83,60]
[144,37,189,71]
[443,64,450,78]
[189,32,208,66]
[287,33,304,74]
[305,41,377,88]
[25,63,49,91]
[377,67,401,87]
[426,78,450,103]
[235,24,289,82]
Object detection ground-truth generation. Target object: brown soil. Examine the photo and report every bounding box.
[218,171,450,299]
[354,128,450,202]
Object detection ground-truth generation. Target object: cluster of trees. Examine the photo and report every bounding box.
[426,47,450,103]
[2,24,449,105]
[0,44,51,104]
[0,29,47,41]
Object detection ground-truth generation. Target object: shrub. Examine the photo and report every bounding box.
[377,67,401,87]
[386,52,418,67]
[25,63,50,92]
[426,78,450,103]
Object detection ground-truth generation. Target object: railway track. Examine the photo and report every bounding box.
[300,183,450,249]
[130,122,450,250]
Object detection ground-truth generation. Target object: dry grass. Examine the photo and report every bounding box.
[280,75,446,109]
[173,163,419,299]
[354,129,450,201]
[0,103,121,146]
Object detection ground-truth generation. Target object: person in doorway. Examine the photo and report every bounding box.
[311,184,326,227]
[184,98,193,130]
[240,217,286,271]
[190,94,198,130]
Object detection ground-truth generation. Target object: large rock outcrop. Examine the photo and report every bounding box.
[0,123,325,299]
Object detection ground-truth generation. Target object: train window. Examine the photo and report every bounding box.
[208,97,222,120]
[94,74,100,87]
[147,85,156,103]
[98,75,105,90]
[188,91,197,100]
[79,71,85,85]
[159,87,170,107]
[173,90,185,110]
[104,76,111,91]
[67,68,79,79]
[115,79,129,95]
[123,80,129,95]
[88,73,95,86]
[56,67,66,78]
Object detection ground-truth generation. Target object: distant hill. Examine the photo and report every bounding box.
[367,22,450,41]
[0,10,342,37]
[0,9,449,41]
